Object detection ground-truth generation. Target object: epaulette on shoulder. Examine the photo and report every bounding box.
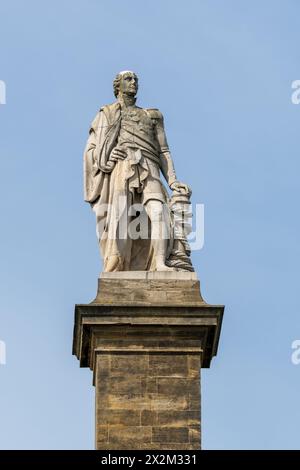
[146,108,163,119]
[99,103,111,112]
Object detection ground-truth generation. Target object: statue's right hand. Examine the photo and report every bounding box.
[110,147,127,162]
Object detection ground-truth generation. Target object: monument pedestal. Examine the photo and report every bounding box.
[73,272,223,450]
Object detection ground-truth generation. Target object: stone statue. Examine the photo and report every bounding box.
[84,71,194,272]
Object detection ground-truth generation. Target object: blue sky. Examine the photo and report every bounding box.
[0,0,299,449]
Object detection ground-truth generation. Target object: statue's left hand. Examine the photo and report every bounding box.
[110,147,127,162]
[170,180,192,196]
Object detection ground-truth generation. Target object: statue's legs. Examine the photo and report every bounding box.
[93,191,132,272]
[144,199,175,271]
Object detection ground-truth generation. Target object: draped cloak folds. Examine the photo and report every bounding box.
[83,102,172,271]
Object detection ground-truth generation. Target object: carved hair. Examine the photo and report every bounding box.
[113,71,138,98]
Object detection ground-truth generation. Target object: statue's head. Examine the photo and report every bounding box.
[113,71,138,98]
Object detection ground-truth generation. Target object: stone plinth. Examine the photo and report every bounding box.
[73,272,223,450]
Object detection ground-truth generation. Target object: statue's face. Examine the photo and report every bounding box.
[120,72,138,96]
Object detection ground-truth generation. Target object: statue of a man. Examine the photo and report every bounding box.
[84,71,193,272]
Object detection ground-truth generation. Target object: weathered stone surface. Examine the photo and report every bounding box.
[100,271,198,281]
[93,275,204,305]
[108,393,149,411]
[96,426,109,444]
[188,355,201,378]
[152,427,189,443]
[141,410,157,426]
[149,354,188,377]
[157,410,200,427]
[110,355,147,376]
[94,351,201,448]
[108,426,152,447]
[189,426,201,443]
[157,378,198,395]
[148,393,189,411]
[96,409,140,426]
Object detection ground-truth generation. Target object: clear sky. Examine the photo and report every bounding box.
[0,0,299,450]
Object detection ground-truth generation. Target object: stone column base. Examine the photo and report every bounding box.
[73,272,223,450]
